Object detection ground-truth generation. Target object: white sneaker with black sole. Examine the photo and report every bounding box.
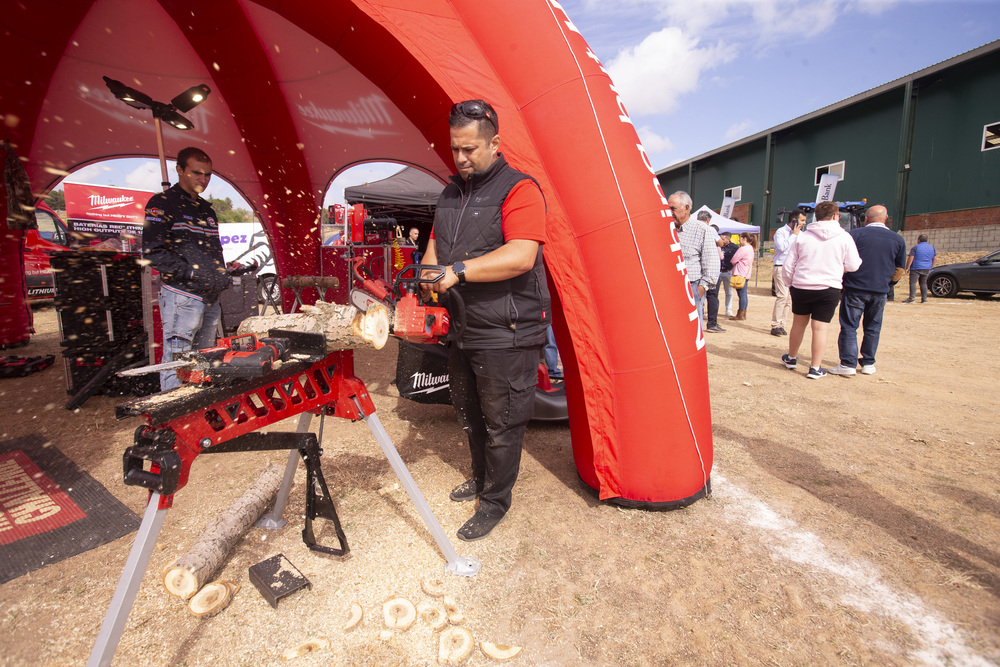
[828,363,857,376]
[806,366,827,379]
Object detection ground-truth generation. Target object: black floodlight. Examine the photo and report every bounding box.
[170,83,211,113]
[103,76,153,110]
[103,74,212,190]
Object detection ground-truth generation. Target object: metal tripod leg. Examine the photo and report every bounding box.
[255,412,313,529]
[358,405,480,577]
[87,492,168,667]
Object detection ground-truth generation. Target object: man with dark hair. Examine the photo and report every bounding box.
[420,99,550,541]
[829,205,905,377]
[697,210,725,333]
[771,208,805,335]
[903,234,936,303]
[143,147,229,390]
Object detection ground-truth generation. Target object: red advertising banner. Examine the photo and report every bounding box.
[63,182,154,242]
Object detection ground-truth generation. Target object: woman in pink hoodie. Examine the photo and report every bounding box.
[780,201,862,379]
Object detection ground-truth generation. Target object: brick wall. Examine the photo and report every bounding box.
[901,223,1000,253]
[904,205,1000,229]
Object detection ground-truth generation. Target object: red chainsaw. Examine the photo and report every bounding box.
[348,258,465,345]
[118,330,326,385]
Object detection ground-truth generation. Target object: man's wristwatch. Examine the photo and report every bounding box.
[453,261,467,285]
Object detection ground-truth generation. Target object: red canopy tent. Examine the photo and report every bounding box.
[0,0,712,508]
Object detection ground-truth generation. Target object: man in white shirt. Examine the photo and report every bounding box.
[771,209,804,336]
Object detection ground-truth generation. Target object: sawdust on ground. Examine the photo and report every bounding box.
[1,251,998,666]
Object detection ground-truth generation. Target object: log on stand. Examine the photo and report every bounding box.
[237,301,390,351]
[162,463,284,600]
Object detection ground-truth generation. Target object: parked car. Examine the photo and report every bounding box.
[928,249,1000,298]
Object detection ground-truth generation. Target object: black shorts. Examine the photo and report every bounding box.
[789,286,841,323]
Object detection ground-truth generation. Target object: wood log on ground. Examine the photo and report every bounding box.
[188,580,240,618]
[237,301,389,351]
[162,463,284,600]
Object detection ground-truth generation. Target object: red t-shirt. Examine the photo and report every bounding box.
[430,179,545,243]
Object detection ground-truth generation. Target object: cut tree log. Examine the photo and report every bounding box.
[188,580,240,618]
[237,301,389,351]
[163,463,284,600]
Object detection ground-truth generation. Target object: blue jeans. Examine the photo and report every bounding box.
[158,287,221,390]
[448,345,541,517]
[718,271,733,314]
[837,289,886,367]
[737,283,748,311]
[691,281,705,330]
[543,327,561,378]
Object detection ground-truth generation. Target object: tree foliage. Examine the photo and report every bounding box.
[43,189,65,210]
[207,196,253,222]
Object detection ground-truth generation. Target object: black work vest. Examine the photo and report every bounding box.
[434,155,550,349]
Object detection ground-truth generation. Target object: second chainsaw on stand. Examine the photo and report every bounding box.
[348,258,465,345]
[119,330,327,385]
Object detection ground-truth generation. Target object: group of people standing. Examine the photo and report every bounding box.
[666,193,927,381]
[667,191,759,333]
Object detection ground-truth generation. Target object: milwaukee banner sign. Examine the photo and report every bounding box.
[63,183,153,243]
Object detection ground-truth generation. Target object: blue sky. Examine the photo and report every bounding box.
[61,0,998,208]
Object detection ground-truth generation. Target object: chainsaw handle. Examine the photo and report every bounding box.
[439,287,466,343]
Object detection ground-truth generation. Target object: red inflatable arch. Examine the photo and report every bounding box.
[0,0,712,507]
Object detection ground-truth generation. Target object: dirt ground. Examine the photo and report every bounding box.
[1,253,998,666]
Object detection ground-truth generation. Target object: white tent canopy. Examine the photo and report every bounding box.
[694,205,760,234]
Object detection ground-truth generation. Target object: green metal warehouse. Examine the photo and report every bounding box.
[656,39,1000,252]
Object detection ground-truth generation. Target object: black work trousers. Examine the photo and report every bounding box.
[448,344,541,518]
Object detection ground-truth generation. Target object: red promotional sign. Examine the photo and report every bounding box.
[63,182,154,242]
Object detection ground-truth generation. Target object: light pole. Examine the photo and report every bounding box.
[103,76,211,190]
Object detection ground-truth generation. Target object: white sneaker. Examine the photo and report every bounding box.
[828,363,857,376]
[860,365,876,375]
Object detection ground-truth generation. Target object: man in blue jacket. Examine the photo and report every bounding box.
[143,147,230,390]
[829,205,906,376]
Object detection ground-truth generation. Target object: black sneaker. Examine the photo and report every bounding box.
[706,324,726,333]
[449,479,482,502]
[770,327,783,336]
[806,366,827,379]
[781,354,797,370]
[457,511,506,542]
[902,298,914,303]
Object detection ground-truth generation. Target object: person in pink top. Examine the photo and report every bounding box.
[728,232,757,320]
[780,200,862,379]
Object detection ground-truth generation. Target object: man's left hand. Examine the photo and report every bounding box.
[698,285,706,297]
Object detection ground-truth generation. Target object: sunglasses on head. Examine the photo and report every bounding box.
[450,100,498,133]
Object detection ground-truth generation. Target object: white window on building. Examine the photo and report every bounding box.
[983,121,1000,152]
[724,186,742,201]
[814,160,846,186]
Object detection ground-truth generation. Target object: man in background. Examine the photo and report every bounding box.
[829,205,905,377]
[668,191,719,332]
[903,234,936,303]
[697,210,725,333]
[770,208,805,336]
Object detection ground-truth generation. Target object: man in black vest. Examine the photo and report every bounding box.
[421,100,550,541]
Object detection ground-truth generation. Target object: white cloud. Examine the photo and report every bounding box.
[636,125,675,154]
[63,163,113,184]
[724,119,756,141]
[125,162,164,191]
[607,27,737,116]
